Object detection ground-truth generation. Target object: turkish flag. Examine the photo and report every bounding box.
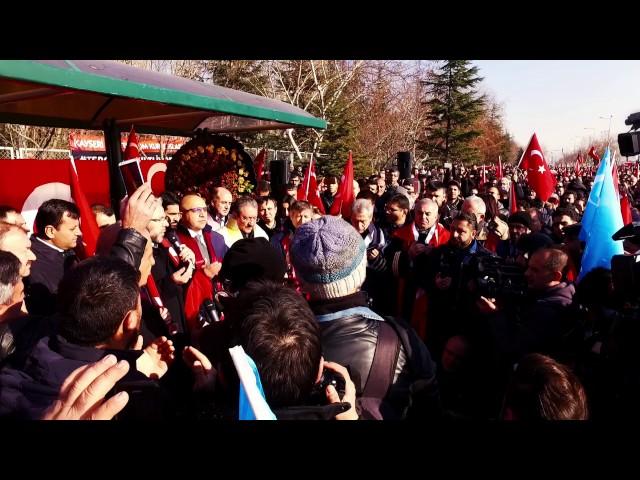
[297,157,326,214]
[69,159,100,258]
[329,151,354,218]
[588,146,600,163]
[253,148,266,184]
[497,156,503,179]
[509,181,518,214]
[520,133,556,202]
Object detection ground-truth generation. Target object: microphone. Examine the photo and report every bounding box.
[166,229,184,252]
[201,299,221,324]
[166,229,192,269]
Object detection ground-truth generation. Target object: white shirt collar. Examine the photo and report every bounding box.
[187,228,203,238]
[35,236,65,253]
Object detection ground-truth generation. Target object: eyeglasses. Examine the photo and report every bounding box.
[184,207,207,214]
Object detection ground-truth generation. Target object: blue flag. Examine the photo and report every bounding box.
[578,147,624,280]
[229,346,277,420]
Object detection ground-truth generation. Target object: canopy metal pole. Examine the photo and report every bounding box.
[103,119,126,217]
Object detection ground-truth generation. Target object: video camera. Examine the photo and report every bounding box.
[618,112,640,157]
[473,256,528,300]
[610,223,640,305]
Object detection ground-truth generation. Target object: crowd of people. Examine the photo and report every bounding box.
[1,158,639,421]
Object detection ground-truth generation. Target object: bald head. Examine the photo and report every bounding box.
[212,187,233,217]
[414,198,440,231]
[181,194,208,231]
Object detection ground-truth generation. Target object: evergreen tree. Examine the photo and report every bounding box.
[421,60,486,165]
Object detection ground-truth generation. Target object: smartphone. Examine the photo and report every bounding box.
[118,158,144,196]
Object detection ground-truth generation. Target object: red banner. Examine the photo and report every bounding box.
[69,132,186,161]
[0,159,168,231]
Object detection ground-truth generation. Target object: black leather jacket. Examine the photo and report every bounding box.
[109,227,148,269]
[310,292,440,419]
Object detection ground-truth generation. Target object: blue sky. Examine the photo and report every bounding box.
[472,60,640,161]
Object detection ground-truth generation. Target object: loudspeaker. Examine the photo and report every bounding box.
[397,151,412,180]
[269,160,290,188]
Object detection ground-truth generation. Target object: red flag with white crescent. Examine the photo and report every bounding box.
[520,133,556,201]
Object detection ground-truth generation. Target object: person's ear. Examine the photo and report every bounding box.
[44,225,57,240]
[551,270,563,283]
[122,308,140,334]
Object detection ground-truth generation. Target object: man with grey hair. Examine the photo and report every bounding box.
[351,199,387,310]
[0,224,37,278]
[0,251,29,362]
[462,195,489,244]
[212,196,268,260]
[385,198,451,320]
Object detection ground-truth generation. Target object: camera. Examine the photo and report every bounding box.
[474,256,528,300]
[618,112,640,157]
[308,367,347,405]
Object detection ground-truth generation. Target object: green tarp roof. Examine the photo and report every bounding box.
[0,60,326,134]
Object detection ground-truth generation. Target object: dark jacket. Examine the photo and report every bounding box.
[414,240,495,357]
[26,237,78,316]
[309,291,440,419]
[0,335,150,419]
[151,244,187,335]
[488,282,577,365]
[109,227,148,269]
[257,218,282,240]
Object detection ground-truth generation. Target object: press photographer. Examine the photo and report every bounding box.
[477,248,577,369]
[414,212,493,358]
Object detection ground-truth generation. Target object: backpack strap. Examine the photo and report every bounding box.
[362,321,401,399]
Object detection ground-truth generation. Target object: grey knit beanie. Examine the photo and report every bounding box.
[290,216,367,299]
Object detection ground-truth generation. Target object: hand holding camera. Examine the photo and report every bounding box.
[322,361,359,420]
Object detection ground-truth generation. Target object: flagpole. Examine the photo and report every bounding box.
[305,155,313,200]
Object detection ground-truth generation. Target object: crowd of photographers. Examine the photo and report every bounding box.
[0,160,639,420]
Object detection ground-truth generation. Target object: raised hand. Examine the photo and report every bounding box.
[136,336,175,379]
[42,354,130,420]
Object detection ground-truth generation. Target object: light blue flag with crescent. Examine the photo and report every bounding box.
[229,345,277,420]
[578,147,624,281]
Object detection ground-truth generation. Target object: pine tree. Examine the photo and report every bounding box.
[421,60,486,165]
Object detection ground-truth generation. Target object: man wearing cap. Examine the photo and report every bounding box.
[289,216,440,420]
[496,212,532,262]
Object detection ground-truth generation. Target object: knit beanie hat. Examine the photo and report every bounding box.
[290,216,367,300]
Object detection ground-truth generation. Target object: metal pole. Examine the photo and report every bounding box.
[103,119,126,218]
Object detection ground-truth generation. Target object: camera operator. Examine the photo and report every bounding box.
[477,248,578,372]
[414,212,494,359]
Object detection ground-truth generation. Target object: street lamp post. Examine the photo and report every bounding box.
[599,115,613,141]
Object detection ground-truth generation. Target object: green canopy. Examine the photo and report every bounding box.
[0,60,326,134]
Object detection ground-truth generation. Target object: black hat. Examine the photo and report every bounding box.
[516,232,553,256]
[219,238,287,293]
[568,179,587,192]
[508,211,532,230]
